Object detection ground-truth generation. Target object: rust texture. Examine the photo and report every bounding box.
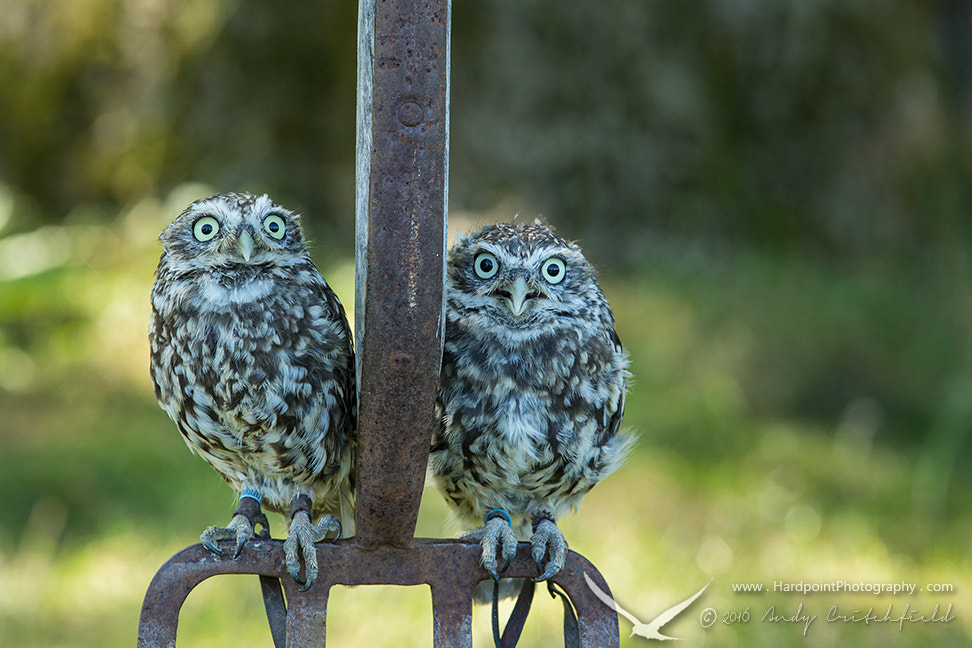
[137,539,619,647]
[353,0,449,548]
[137,0,621,645]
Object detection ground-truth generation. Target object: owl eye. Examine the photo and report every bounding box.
[474,251,499,279]
[263,214,286,240]
[541,257,566,284]
[192,216,220,242]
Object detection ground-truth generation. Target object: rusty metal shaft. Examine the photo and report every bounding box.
[353,0,449,548]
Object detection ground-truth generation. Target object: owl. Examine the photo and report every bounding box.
[429,221,633,584]
[149,192,355,589]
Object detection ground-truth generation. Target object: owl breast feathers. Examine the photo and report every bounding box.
[429,221,633,532]
[149,192,355,522]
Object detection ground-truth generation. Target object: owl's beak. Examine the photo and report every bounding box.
[500,276,534,316]
[237,229,255,262]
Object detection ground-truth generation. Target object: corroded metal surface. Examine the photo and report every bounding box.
[137,539,620,647]
[353,0,449,548]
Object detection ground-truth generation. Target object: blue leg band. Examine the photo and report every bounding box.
[240,487,262,504]
[484,509,512,526]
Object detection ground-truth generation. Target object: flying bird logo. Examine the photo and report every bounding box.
[584,573,712,641]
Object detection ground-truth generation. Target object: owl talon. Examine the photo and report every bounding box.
[200,533,223,556]
[535,563,562,583]
[465,511,518,581]
[530,515,567,582]
[200,513,254,558]
[284,510,341,589]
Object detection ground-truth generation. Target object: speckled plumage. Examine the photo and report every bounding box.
[149,192,355,586]
[429,221,633,580]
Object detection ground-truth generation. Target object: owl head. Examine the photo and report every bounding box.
[159,192,309,269]
[447,221,606,334]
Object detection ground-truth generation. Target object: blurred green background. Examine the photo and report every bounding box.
[1,1,971,646]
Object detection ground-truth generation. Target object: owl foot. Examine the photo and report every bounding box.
[463,509,518,581]
[530,510,567,582]
[284,494,341,591]
[200,493,269,558]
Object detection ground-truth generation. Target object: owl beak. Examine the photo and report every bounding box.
[501,276,534,316]
[237,229,255,262]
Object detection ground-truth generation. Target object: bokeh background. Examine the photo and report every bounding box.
[1,1,971,646]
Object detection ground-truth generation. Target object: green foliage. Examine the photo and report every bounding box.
[0,0,359,250]
[449,1,972,262]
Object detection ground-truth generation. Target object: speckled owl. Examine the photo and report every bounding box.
[429,221,634,582]
[149,192,355,589]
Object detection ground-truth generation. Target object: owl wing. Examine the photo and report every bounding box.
[318,279,357,429]
[303,274,357,451]
[594,326,627,449]
[327,286,357,493]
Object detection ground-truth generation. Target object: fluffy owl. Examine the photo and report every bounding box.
[150,192,355,589]
[429,221,633,583]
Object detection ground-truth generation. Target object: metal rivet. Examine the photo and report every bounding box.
[398,101,424,127]
[391,352,413,368]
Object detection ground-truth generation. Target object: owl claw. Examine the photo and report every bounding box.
[530,517,567,582]
[200,513,254,557]
[284,512,341,590]
[464,514,518,581]
[200,533,223,556]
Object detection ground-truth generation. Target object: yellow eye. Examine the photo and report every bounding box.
[192,216,220,242]
[263,214,286,240]
[541,257,566,284]
[474,252,499,279]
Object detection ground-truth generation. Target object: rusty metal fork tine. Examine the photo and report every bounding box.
[137,541,620,647]
[259,575,287,648]
[281,578,329,648]
[431,583,475,648]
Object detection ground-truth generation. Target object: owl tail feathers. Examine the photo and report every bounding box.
[338,487,356,539]
[600,428,639,479]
